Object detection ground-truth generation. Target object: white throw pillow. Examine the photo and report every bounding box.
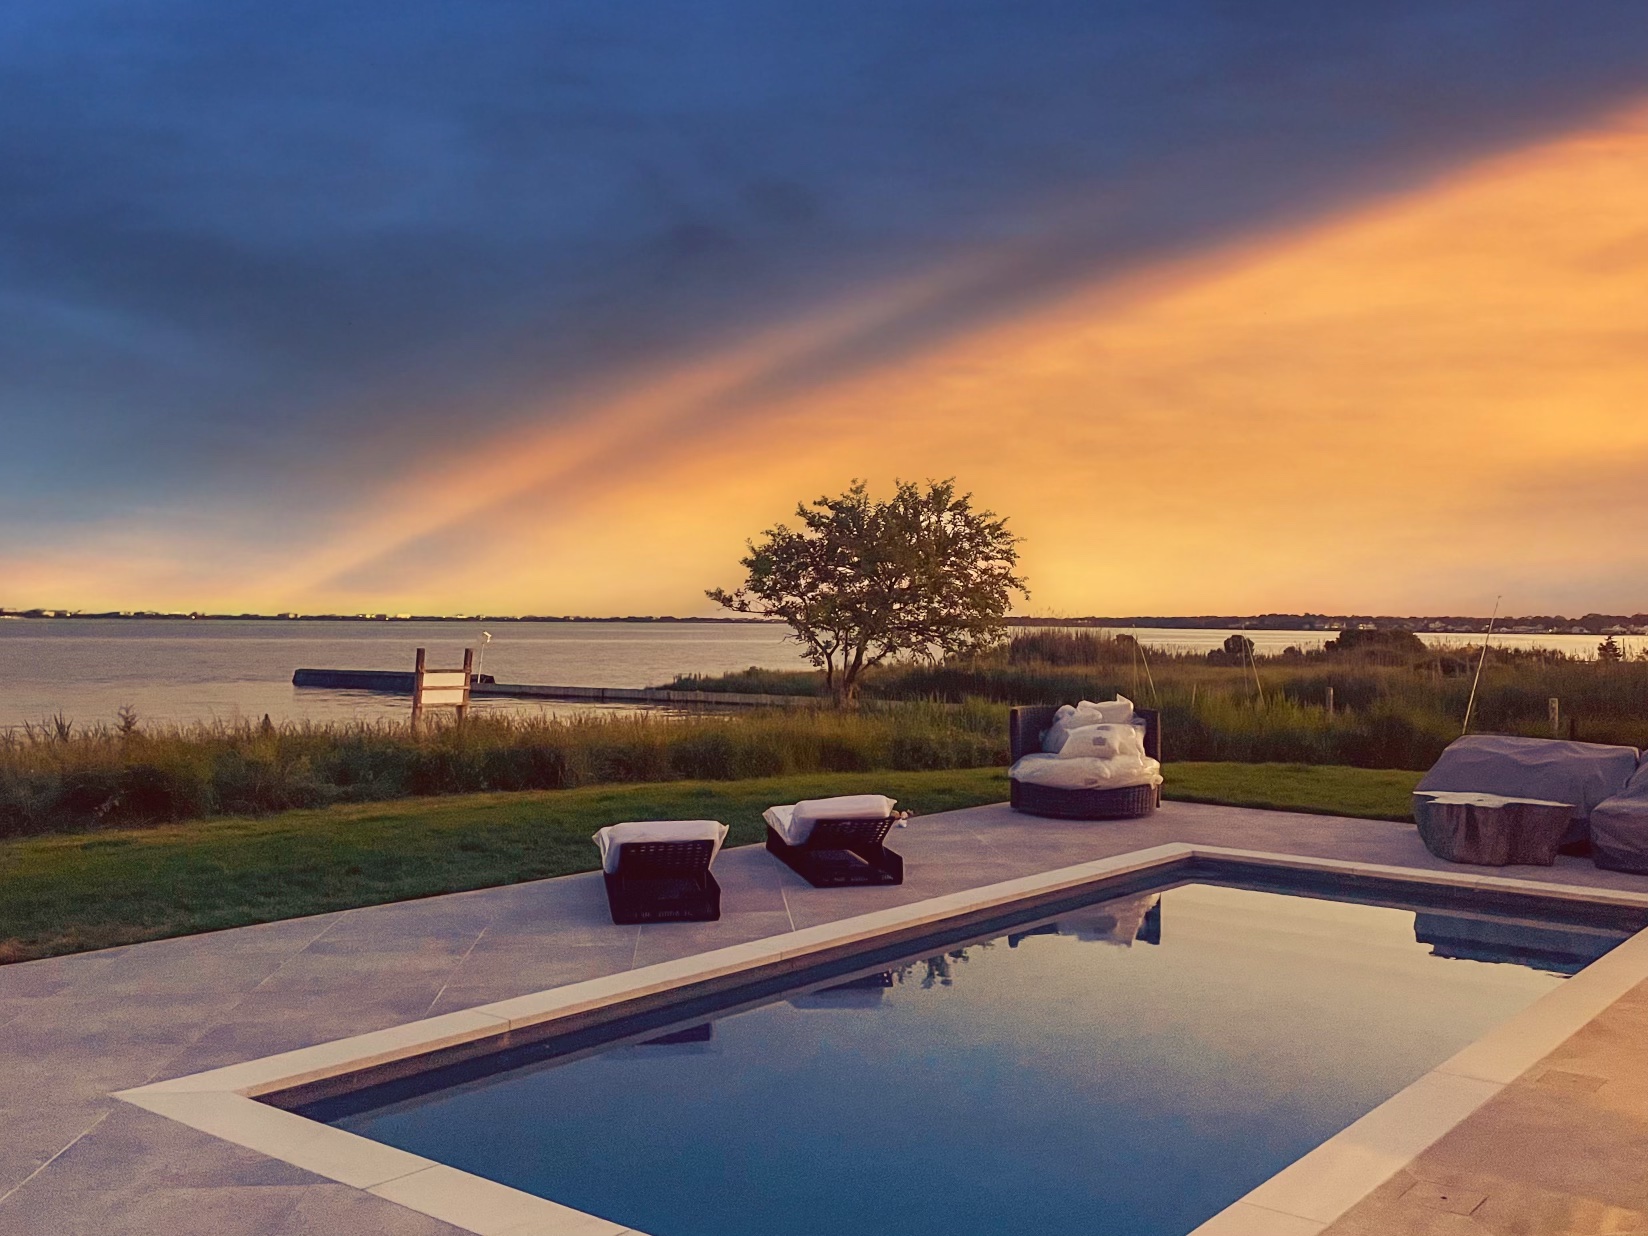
[1073,696,1136,726]
[1043,696,1136,753]
[1055,722,1144,761]
[1042,704,1079,753]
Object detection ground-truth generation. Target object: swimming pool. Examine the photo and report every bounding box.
[299,880,1632,1236]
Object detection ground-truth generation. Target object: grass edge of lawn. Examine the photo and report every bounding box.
[0,762,1420,964]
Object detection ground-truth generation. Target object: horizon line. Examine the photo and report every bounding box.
[4,609,1644,630]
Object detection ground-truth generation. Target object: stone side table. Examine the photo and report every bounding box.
[1413,790,1574,866]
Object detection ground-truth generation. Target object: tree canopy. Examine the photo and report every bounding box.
[1323,628,1428,659]
[707,479,1027,702]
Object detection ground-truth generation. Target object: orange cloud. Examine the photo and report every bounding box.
[12,103,1648,615]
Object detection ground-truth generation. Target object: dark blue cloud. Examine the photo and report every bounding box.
[4,0,1648,527]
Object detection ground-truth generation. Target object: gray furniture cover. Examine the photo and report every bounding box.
[1415,735,1640,846]
[1591,756,1648,874]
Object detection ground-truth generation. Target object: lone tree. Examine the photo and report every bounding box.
[708,479,1027,703]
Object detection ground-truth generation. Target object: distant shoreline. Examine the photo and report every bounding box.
[2,611,1643,635]
[0,613,778,625]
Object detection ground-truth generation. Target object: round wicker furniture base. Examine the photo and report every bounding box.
[1010,778,1157,820]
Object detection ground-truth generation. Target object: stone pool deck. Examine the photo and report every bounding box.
[3,800,1647,1236]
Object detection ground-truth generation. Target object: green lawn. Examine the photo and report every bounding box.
[1166,761,1421,821]
[0,763,1421,964]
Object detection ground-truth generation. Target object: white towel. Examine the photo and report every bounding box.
[1009,753,1161,791]
[763,794,898,845]
[592,819,728,874]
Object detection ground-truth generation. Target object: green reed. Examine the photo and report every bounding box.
[0,701,1009,837]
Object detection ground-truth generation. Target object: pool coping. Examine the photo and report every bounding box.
[113,843,1648,1236]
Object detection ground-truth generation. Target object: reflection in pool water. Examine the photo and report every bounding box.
[325,884,1624,1236]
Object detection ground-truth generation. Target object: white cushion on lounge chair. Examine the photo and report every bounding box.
[763,794,898,846]
[593,819,727,874]
[1055,722,1145,760]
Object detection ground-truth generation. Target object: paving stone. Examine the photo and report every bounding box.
[0,1104,113,1206]
[1327,1205,1489,1235]
[630,910,795,969]
[474,916,635,949]
[0,1104,313,1235]
[1401,1179,1487,1215]
[0,950,122,1000]
[1422,1083,1648,1213]
[1328,1074,1648,1234]
[700,851,790,913]
[1462,1180,1648,1236]
[1532,1068,1608,1094]
[273,1181,473,1235]
[423,944,639,1017]
[780,881,932,930]
[1538,1012,1648,1114]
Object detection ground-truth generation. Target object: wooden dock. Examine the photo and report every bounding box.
[291,669,817,708]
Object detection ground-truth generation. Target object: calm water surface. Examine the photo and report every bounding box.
[0,619,1632,729]
[0,620,806,728]
[326,883,1613,1236]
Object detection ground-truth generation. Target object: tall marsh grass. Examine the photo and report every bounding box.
[673,629,1648,769]
[0,703,1009,838]
[13,630,1645,837]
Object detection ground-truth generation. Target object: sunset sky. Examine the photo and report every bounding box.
[5,3,1647,616]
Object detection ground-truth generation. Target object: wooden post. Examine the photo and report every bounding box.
[1549,697,1560,737]
[458,647,473,722]
[1326,685,1335,717]
[411,647,427,730]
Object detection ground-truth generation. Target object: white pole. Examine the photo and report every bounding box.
[1243,624,1264,707]
[1132,629,1159,706]
[1461,596,1501,736]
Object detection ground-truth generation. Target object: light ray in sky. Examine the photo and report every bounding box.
[219,100,1648,617]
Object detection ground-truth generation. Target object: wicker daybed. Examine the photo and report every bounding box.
[1008,704,1162,820]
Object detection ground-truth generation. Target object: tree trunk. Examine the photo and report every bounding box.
[833,673,859,709]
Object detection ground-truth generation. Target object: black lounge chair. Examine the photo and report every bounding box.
[1008,705,1162,820]
[602,839,722,924]
[766,814,906,887]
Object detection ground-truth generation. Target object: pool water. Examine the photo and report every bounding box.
[322,884,1626,1236]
